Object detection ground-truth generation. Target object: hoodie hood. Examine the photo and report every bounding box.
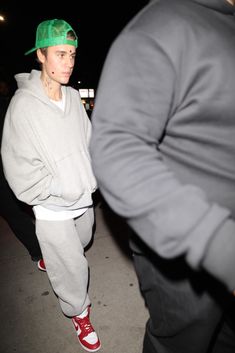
[15,70,42,90]
[14,69,69,113]
[14,70,49,104]
[149,0,235,14]
[191,0,235,13]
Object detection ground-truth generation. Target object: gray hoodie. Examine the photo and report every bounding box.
[90,0,235,292]
[1,70,97,211]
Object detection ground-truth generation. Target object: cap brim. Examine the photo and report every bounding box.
[24,47,37,55]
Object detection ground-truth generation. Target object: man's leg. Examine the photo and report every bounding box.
[132,250,223,353]
[210,295,235,353]
[0,182,42,260]
[36,218,90,317]
[74,206,94,248]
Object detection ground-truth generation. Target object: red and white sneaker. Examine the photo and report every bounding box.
[72,306,101,352]
[37,259,46,272]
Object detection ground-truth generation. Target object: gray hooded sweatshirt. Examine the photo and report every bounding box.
[1,70,97,211]
[90,0,235,292]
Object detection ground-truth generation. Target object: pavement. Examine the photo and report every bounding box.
[0,199,148,353]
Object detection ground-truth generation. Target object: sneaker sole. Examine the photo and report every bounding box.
[78,340,101,353]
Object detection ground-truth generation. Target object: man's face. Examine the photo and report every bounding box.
[40,44,76,85]
[226,0,235,5]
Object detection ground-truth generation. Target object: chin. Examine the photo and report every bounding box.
[61,78,70,84]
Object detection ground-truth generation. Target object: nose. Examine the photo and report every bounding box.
[65,56,75,69]
[68,58,74,69]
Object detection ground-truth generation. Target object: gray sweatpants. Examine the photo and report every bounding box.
[35,207,94,317]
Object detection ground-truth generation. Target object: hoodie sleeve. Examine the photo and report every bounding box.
[1,98,56,205]
[90,31,235,292]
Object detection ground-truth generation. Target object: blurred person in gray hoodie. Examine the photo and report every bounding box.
[0,74,45,271]
[1,19,100,352]
[90,0,235,352]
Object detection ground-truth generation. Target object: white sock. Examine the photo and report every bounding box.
[77,307,88,318]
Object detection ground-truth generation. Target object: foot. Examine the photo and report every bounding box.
[72,306,101,352]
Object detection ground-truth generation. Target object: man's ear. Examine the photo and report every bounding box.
[36,48,45,64]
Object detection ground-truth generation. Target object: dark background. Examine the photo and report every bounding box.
[0,1,149,91]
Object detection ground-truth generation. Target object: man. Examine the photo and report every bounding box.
[90,1,235,352]
[0,74,45,271]
[1,19,100,352]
